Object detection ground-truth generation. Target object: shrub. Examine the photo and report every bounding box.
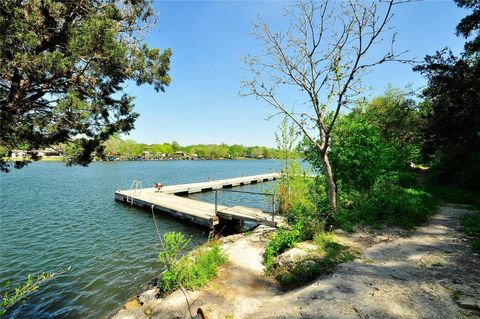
[264,226,302,271]
[158,232,227,294]
[159,242,226,294]
[159,231,191,267]
[342,174,436,228]
[273,232,355,290]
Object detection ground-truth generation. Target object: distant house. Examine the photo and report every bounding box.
[11,148,62,158]
[174,151,186,158]
[11,150,26,158]
[143,151,150,160]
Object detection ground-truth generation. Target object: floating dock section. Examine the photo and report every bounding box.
[115,173,282,228]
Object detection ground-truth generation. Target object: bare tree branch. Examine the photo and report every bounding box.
[241,0,412,210]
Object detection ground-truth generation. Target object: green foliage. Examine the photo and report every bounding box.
[274,117,325,237]
[363,86,423,163]
[454,0,480,54]
[452,289,464,301]
[159,242,226,294]
[462,213,480,237]
[273,233,355,290]
[264,227,302,272]
[424,176,480,208]
[330,113,403,191]
[0,272,54,316]
[461,212,480,253]
[415,49,480,190]
[414,1,479,190]
[302,90,436,230]
[0,0,172,172]
[341,175,436,229]
[159,232,191,268]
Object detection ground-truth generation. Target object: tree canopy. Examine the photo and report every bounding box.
[414,0,479,189]
[0,0,171,172]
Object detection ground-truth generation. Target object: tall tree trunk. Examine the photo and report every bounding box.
[321,151,337,212]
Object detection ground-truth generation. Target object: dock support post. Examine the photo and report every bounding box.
[272,196,276,226]
[214,191,218,216]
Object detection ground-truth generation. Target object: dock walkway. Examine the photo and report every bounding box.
[147,173,280,195]
[115,173,282,228]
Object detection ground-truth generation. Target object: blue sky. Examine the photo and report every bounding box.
[124,0,468,148]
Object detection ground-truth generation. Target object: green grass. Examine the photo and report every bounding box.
[272,233,355,290]
[159,242,227,294]
[461,213,480,253]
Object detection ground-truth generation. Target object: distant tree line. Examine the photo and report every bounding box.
[102,136,280,159]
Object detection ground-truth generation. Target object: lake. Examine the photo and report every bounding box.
[0,160,279,318]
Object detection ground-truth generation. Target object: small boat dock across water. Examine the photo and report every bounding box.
[115,173,283,228]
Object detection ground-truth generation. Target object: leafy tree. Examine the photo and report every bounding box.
[455,0,480,54]
[103,135,123,156]
[0,0,171,172]
[368,87,422,152]
[217,143,229,158]
[360,87,422,163]
[414,0,480,189]
[250,147,264,158]
[328,113,402,192]
[242,0,409,211]
[228,144,244,158]
[171,141,180,152]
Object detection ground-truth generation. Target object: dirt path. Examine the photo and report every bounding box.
[113,204,480,319]
[249,204,480,319]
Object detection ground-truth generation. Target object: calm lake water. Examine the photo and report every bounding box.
[0,160,278,318]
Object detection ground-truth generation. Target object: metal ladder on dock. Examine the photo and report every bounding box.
[126,180,142,205]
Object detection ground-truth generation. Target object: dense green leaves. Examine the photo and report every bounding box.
[304,88,418,193]
[415,50,480,189]
[300,88,435,229]
[0,0,171,172]
[455,0,480,54]
[414,0,480,190]
[330,114,401,192]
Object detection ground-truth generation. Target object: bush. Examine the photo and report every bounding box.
[341,174,436,228]
[159,242,226,294]
[158,232,227,294]
[273,232,355,290]
[264,227,302,271]
[159,232,191,267]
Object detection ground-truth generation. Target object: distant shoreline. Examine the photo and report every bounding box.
[5,156,276,162]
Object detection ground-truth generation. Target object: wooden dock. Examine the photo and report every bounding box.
[115,173,282,228]
[148,173,280,195]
